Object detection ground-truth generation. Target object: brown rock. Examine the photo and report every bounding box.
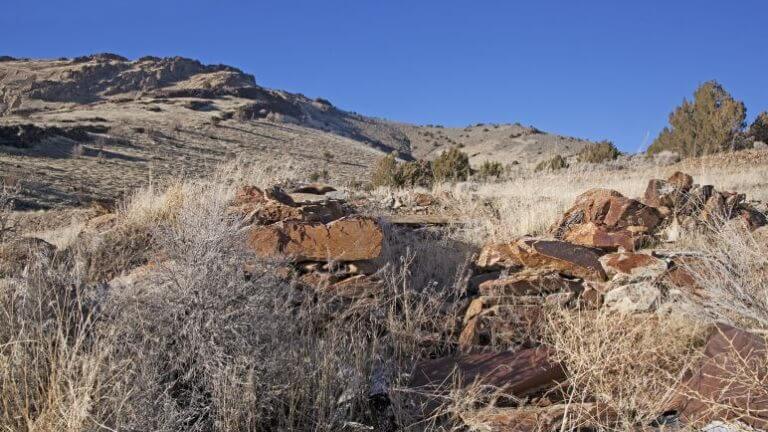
[247,216,383,262]
[644,179,673,208]
[475,243,523,270]
[410,348,566,400]
[603,196,662,231]
[513,238,607,281]
[667,171,694,191]
[668,323,768,429]
[564,222,638,252]
[552,188,623,236]
[740,207,768,231]
[579,282,605,309]
[478,270,582,297]
[599,252,666,277]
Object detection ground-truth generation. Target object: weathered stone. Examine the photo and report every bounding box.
[603,196,663,231]
[512,238,607,281]
[599,252,667,278]
[668,171,694,191]
[564,222,637,252]
[247,216,383,262]
[551,188,623,236]
[668,324,768,429]
[410,348,566,400]
[475,243,523,270]
[478,270,582,297]
[603,282,661,313]
[231,185,349,225]
[644,179,674,208]
[579,282,605,309]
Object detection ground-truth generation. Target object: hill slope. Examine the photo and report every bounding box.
[0,54,595,208]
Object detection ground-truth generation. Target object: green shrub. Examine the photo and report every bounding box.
[535,155,568,172]
[432,147,471,183]
[749,112,768,143]
[370,154,434,188]
[647,81,747,157]
[578,140,621,163]
[475,160,505,181]
[398,160,434,187]
[370,153,401,187]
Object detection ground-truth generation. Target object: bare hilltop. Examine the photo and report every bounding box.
[0,54,594,208]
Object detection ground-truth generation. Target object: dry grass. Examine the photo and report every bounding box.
[544,309,707,429]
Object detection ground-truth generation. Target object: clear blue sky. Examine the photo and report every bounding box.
[2,1,767,152]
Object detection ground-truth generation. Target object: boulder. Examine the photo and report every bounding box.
[599,252,667,278]
[247,216,383,262]
[410,348,566,401]
[603,282,661,313]
[667,324,768,429]
[668,171,694,191]
[512,238,607,281]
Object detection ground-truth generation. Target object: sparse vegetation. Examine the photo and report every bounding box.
[749,111,768,143]
[474,160,505,181]
[432,147,471,183]
[577,140,620,163]
[648,81,747,157]
[535,154,568,172]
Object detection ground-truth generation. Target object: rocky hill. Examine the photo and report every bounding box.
[0,54,595,208]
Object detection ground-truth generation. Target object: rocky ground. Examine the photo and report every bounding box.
[3,156,768,430]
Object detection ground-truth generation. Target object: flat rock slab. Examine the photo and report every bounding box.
[247,216,383,262]
[410,348,566,398]
[514,238,607,281]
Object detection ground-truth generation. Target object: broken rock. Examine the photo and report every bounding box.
[599,252,667,278]
[247,216,383,262]
[512,238,607,281]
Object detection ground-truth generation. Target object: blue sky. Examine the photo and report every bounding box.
[2,1,767,152]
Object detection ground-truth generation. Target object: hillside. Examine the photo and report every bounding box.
[0,54,595,208]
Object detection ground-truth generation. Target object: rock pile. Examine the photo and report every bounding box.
[409,171,768,430]
[234,184,386,298]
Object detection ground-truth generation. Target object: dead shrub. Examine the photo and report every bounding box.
[535,154,568,172]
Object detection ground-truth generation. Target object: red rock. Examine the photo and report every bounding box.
[410,348,566,399]
[643,179,673,208]
[669,324,768,429]
[564,222,637,252]
[512,238,607,281]
[247,216,383,262]
[667,171,694,191]
[603,196,663,231]
[599,252,666,277]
